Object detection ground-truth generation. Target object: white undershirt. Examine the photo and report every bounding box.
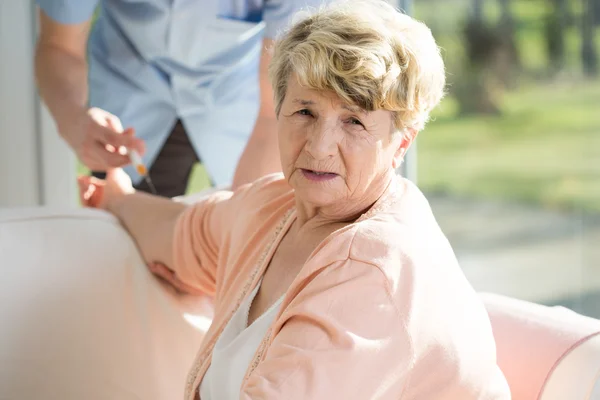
[199,280,284,399]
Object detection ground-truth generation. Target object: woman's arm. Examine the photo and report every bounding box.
[107,191,186,268]
[79,169,185,268]
[78,168,241,296]
[108,192,206,294]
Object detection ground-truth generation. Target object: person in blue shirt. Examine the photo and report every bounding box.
[35,0,325,197]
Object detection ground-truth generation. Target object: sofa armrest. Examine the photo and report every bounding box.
[481,293,600,400]
[0,204,213,399]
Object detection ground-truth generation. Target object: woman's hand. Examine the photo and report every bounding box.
[148,262,205,295]
[77,168,135,211]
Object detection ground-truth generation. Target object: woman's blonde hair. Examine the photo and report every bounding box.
[269,0,446,132]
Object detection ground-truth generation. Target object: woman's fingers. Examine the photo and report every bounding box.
[170,276,205,296]
[77,175,105,208]
[148,262,175,281]
[77,176,94,205]
[147,262,204,295]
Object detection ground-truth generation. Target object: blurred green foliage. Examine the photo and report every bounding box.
[414,0,600,213]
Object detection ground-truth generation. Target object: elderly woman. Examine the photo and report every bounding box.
[78,0,511,398]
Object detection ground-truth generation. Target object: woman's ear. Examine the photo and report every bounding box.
[392,128,418,169]
[392,149,404,169]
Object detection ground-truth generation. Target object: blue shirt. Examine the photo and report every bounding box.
[37,0,324,186]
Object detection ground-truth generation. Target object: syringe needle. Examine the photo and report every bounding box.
[128,149,158,195]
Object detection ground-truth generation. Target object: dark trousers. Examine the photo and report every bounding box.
[93,121,200,198]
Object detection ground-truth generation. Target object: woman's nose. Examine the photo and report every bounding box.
[305,121,339,159]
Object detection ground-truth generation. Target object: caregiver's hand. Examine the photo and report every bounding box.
[63,108,145,172]
[78,168,135,211]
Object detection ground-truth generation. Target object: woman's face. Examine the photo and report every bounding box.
[278,75,408,211]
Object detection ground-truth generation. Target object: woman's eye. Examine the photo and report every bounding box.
[297,109,313,116]
[347,118,364,127]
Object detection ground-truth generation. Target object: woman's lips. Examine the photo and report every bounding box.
[301,169,338,182]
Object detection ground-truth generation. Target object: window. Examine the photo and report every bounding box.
[413,0,600,318]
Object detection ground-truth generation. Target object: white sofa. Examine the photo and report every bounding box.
[0,206,213,400]
[0,195,599,399]
[482,293,600,400]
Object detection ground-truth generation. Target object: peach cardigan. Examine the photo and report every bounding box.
[172,174,511,400]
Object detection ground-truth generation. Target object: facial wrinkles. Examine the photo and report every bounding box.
[280,81,400,223]
[302,116,340,170]
[320,143,379,219]
[357,137,396,204]
[326,114,386,203]
[317,171,390,222]
[344,149,376,213]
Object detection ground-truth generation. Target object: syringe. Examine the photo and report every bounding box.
[128,149,158,195]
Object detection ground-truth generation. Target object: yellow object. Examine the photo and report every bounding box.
[136,164,147,176]
[129,149,157,194]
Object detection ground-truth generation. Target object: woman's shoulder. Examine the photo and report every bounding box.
[306,178,450,274]
[319,179,474,310]
[287,181,507,399]
[349,179,450,262]
[236,173,295,208]
[347,181,497,344]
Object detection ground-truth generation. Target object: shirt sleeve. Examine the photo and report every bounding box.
[171,174,289,299]
[241,259,412,399]
[171,190,237,298]
[262,0,328,39]
[36,0,99,24]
